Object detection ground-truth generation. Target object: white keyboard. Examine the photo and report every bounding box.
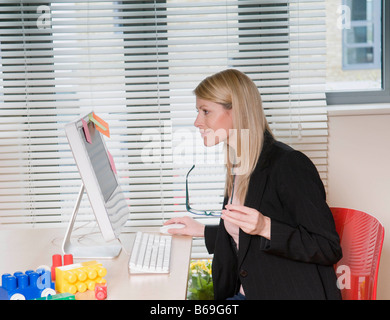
[128,232,172,274]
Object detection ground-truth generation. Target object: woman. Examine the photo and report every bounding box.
[165,69,342,300]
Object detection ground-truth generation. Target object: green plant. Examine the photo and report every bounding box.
[187,259,214,300]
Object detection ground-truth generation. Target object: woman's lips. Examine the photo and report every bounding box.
[199,129,212,138]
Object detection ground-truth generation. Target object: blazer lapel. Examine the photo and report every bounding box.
[236,130,274,267]
[237,168,269,267]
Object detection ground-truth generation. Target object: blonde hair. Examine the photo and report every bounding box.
[194,69,272,203]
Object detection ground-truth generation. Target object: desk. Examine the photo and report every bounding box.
[0,227,192,300]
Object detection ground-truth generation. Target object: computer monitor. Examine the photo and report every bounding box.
[63,111,130,259]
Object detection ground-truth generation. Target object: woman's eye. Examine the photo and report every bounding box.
[203,110,209,115]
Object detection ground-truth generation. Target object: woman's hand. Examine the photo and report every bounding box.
[163,216,205,237]
[222,204,271,240]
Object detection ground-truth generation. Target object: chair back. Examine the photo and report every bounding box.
[331,207,384,300]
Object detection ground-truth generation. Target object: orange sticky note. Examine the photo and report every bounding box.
[89,112,110,138]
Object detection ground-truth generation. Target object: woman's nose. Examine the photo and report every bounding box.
[194,113,202,128]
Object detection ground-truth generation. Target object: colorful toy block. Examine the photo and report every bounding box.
[0,268,56,300]
[74,284,107,300]
[75,283,108,300]
[55,261,107,295]
[95,283,107,300]
[51,253,73,281]
[35,292,76,300]
[75,290,96,300]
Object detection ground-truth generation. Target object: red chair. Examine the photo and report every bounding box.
[331,207,385,300]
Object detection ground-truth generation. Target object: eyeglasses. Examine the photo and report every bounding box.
[185,165,222,217]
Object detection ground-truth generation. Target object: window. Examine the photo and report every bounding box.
[326,0,390,104]
[342,0,382,70]
[0,1,328,258]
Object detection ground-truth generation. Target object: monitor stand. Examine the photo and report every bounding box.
[62,184,122,259]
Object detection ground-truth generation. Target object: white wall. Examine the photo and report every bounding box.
[327,109,390,300]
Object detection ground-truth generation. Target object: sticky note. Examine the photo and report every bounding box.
[81,119,92,144]
[107,150,117,174]
[89,112,110,138]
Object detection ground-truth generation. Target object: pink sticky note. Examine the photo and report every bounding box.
[107,150,117,174]
[82,119,92,144]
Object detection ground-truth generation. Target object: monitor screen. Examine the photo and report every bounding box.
[81,122,117,202]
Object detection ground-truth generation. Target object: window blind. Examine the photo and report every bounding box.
[0,0,327,259]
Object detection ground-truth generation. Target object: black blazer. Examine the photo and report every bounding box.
[204,132,342,300]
